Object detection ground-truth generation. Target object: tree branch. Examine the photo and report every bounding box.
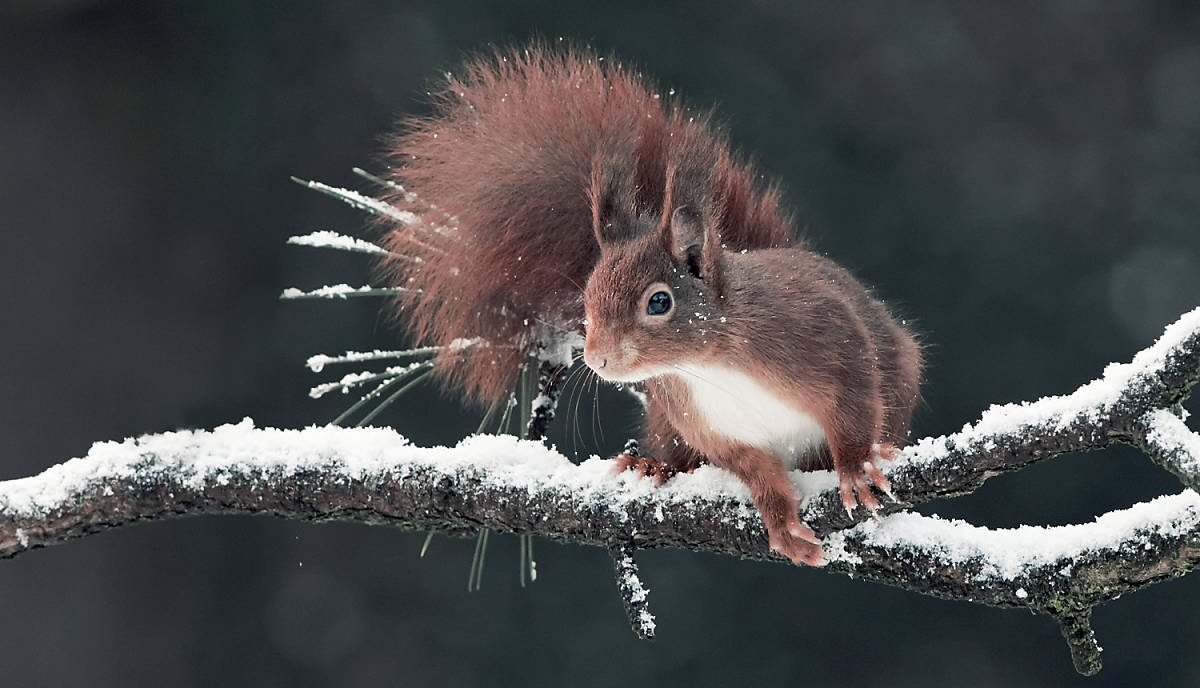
[1,306,1197,674]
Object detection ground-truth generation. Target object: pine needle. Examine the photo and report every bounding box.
[331,376,403,426]
[476,400,501,435]
[331,362,431,426]
[519,365,535,434]
[467,528,490,592]
[527,536,536,582]
[519,533,526,587]
[290,176,418,224]
[307,347,442,372]
[497,393,516,435]
[352,167,407,193]
[309,360,431,399]
[286,230,389,255]
[355,367,433,427]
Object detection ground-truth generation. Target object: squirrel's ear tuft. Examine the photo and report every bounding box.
[700,216,726,296]
[591,181,634,247]
[590,141,637,247]
[592,195,624,247]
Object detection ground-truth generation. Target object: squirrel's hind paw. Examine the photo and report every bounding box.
[769,523,826,566]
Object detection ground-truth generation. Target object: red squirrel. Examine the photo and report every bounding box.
[377,43,922,566]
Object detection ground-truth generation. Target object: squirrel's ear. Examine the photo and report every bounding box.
[663,205,704,254]
[666,205,726,293]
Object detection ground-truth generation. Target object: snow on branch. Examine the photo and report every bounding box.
[305,347,443,373]
[290,177,419,225]
[286,230,389,255]
[1138,408,1200,492]
[610,542,655,639]
[307,360,431,399]
[0,306,1197,675]
[279,284,405,300]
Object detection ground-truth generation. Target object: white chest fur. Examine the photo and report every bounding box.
[673,363,826,466]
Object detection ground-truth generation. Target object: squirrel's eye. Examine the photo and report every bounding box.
[646,290,672,316]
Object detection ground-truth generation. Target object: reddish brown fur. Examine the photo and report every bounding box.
[375,42,922,566]
[582,198,923,564]
[377,42,791,404]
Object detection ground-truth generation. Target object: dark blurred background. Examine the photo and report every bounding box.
[2,1,1199,686]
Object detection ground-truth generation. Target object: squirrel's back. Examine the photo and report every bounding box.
[378,42,794,404]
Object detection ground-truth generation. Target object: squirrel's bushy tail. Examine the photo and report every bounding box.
[377,42,792,405]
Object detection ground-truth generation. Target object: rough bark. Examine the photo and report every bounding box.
[0,306,1197,675]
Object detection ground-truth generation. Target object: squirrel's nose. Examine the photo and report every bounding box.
[582,345,608,371]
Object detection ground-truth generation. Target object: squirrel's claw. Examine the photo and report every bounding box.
[838,445,900,518]
[862,459,896,503]
[788,519,821,545]
[868,443,900,502]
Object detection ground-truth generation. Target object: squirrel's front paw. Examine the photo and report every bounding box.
[609,439,675,485]
[610,452,677,485]
[768,520,825,567]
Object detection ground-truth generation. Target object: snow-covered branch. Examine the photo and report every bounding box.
[0,306,1197,675]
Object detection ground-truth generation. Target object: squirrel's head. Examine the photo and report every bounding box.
[582,205,726,382]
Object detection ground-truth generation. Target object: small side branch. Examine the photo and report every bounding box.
[609,542,655,640]
[524,359,567,443]
[1137,408,1200,493]
[1057,608,1102,676]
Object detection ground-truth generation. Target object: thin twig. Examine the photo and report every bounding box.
[609,541,655,640]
